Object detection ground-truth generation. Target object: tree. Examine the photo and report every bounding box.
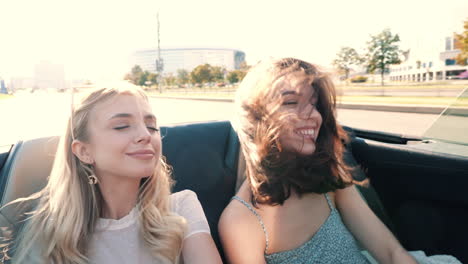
[226,61,250,84]
[227,70,247,84]
[332,47,363,80]
[239,61,251,71]
[227,71,240,84]
[124,65,144,85]
[123,65,158,88]
[365,29,402,86]
[131,65,143,76]
[211,66,225,82]
[190,64,213,84]
[455,18,468,65]
[147,72,159,86]
[137,71,149,86]
[163,74,177,86]
[177,69,190,85]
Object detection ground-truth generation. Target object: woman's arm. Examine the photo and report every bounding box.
[218,202,267,264]
[182,233,222,264]
[334,185,417,264]
[174,190,222,264]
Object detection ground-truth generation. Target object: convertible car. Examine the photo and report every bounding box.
[1,89,467,263]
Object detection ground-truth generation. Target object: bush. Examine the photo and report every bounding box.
[350,75,368,83]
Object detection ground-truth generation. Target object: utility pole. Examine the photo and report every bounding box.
[156,12,164,93]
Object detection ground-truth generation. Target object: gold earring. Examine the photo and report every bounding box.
[88,175,98,184]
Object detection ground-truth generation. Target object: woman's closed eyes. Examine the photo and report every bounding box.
[113,124,159,133]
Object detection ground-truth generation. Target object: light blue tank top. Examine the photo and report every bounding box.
[232,193,370,264]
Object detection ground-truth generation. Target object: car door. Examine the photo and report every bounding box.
[348,88,468,262]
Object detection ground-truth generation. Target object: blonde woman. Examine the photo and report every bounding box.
[2,85,222,263]
[218,58,460,264]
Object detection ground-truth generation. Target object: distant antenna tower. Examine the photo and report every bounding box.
[156,12,164,93]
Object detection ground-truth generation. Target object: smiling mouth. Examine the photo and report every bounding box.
[126,153,155,160]
[126,150,155,160]
[295,128,316,140]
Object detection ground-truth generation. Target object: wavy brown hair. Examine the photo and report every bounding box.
[233,58,353,205]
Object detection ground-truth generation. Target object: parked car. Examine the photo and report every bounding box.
[0,90,467,262]
[457,70,468,80]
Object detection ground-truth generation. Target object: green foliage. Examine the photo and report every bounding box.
[227,71,239,83]
[350,75,368,83]
[164,74,177,86]
[226,62,249,84]
[125,63,251,88]
[124,65,143,84]
[190,64,214,84]
[365,28,402,85]
[455,18,468,65]
[0,94,13,100]
[137,71,149,86]
[227,70,247,84]
[239,61,251,71]
[177,69,190,84]
[211,66,226,82]
[188,64,228,84]
[124,65,158,87]
[147,73,158,86]
[238,70,247,81]
[333,47,364,80]
[131,65,143,76]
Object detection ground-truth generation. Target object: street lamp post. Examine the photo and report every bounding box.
[155,12,164,94]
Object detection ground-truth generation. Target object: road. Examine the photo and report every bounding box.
[1,93,440,145]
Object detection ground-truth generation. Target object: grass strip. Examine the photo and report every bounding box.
[337,96,468,107]
[336,83,467,90]
[0,94,13,100]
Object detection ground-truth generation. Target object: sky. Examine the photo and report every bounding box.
[0,0,467,82]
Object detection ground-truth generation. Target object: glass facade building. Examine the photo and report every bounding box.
[131,48,246,75]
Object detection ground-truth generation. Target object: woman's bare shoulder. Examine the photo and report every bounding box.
[220,194,251,222]
[218,182,267,261]
[219,180,260,231]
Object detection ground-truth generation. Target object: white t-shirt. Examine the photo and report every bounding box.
[87,190,210,264]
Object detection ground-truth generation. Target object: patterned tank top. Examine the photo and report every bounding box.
[232,193,371,264]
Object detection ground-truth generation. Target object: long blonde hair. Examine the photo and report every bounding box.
[10,85,186,263]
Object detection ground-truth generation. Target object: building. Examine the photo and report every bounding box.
[9,77,34,90]
[0,79,7,94]
[389,36,468,82]
[131,48,246,75]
